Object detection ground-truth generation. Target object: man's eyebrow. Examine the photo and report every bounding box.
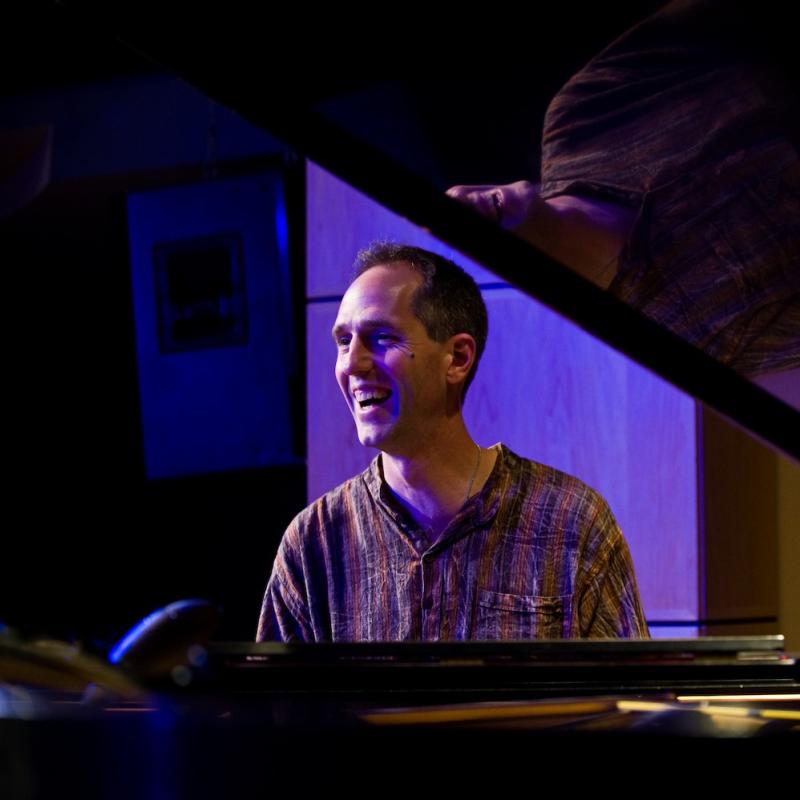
[331,319,399,339]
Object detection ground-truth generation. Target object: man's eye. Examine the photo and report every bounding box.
[375,333,395,343]
[336,336,351,347]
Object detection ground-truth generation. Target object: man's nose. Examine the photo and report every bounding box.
[341,336,373,374]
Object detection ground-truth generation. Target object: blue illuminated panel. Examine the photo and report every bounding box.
[128,172,295,478]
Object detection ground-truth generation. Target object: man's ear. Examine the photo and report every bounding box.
[446,333,477,387]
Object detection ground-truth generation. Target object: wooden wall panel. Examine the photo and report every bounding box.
[702,408,780,628]
[306,161,499,298]
[777,455,800,650]
[650,627,701,639]
[306,302,376,499]
[464,290,698,622]
[306,161,701,630]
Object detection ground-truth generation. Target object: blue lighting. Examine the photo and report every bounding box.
[109,599,210,665]
[128,170,296,478]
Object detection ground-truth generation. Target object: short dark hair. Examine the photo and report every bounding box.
[352,242,488,402]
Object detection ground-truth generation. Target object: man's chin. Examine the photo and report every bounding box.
[355,423,392,451]
[357,431,386,450]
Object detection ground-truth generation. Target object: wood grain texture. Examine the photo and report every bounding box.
[702,407,780,625]
[306,161,702,628]
[306,161,501,298]
[650,627,701,639]
[777,454,800,650]
[306,295,699,624]
[463,289,698,621]
[306,302,377,502]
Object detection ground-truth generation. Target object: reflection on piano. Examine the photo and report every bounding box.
[1,632,798,797]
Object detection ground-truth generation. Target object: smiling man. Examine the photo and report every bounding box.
[256,243,648,642]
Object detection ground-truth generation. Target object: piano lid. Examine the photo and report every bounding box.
[51,0,799,459]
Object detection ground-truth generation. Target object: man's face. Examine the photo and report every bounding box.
[332,262,452,455]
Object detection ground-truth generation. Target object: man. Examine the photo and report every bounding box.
[256,243,648,642]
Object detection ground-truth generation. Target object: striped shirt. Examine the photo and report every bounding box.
[256,443,649,642]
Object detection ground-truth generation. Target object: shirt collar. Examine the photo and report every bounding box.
[363,443,506,531]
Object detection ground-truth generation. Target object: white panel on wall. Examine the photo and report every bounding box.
[306,160,701,627]
[649,627,701,639]
[306,302,377,500]
[465,289,699,622]
[306,161,502,298]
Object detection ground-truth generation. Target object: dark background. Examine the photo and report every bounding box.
[6,0,783,652]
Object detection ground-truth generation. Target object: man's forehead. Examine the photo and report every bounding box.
[337,262,422,318]
[349,261,420,292]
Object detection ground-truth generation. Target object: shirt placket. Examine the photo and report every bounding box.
[420,548,443,641]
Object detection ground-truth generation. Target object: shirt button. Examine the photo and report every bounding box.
[422,596,433,611]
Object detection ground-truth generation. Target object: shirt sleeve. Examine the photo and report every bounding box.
[255,525,315,642]
[577,502,650,639]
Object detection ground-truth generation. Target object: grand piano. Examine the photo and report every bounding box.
[1,2,798,796]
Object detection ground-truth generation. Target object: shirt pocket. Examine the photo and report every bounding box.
[473,588,570,640]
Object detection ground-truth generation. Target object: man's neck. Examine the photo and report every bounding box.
[381,426,496,541]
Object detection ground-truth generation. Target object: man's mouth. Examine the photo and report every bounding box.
[354,389,392,409]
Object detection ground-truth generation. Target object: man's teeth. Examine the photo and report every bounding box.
[356,390,391,408]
